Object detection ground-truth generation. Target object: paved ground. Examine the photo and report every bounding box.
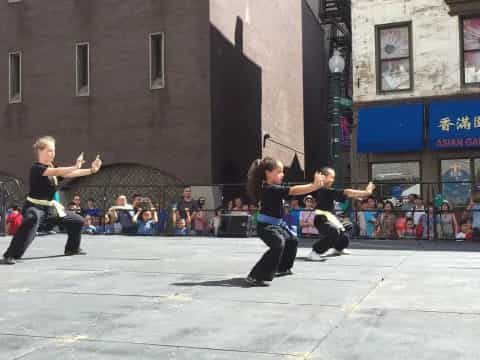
[1,235,480,360]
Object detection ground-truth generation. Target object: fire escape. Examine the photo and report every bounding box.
[319,0,352,186]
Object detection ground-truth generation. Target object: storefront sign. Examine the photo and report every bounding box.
[357,103,424,153]
[429,99,480,150]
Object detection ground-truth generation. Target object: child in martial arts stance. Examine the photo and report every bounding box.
[307,167,375,261]
[2,136,102,265]
[245,157,325,286]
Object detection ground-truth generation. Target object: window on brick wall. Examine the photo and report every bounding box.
[75,43,90,96]
[149,33,165,89]
[375,22,413,92]
[461,16,480,85]
[9,52,21,103]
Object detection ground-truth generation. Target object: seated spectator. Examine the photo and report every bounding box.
[83,198,102,218]
[395,212,407,239]
[358,198,376,238]
[232,197,244,212]
[411,197,425,226]
[155,203,169,234]
[283,204,294,228]
[376,201,384,216]
[111,195,133,210]
[226,200,234,211]
[82,215,97,234]
[402,193,418,213]
[132,194,143,211]
[375,201,397,239]
[357,200,368,237]
[173,186,199,222]
[193,197,209,235]
[6,205,23,235]
[402,217,417,240]
[466,191,480,240]
[67,201,81,213]
[436,201,458,240]
[456,221,473,242]
[71,194,83,215]
[109,195,135,234]
[289,199,302,236]
[174,218,190,236]
[417,204,435,240]
[299,195,319,236]
[104,210,121,234]
[133,207,159,235]
[248,203,259,216]
[209,207,223,236]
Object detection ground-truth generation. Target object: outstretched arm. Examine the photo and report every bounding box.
[63,155,102,178]
[43,152,85,177]
[289,172,324,196]
[344,182,375,199]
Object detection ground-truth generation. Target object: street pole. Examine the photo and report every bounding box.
[329,50,346,188]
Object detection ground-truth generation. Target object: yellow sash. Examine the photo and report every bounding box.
[26,196,67,218]
[315,209,345,231]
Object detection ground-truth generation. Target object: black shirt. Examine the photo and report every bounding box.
[176,198,199,219]
[260,184,290,219]
[28,162,57,201]
[313,188,346,213]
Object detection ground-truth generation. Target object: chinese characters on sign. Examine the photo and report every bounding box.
[438,115,480,132]
[435,114,480,148]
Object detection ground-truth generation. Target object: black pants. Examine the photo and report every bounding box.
[249,223,298,281]
[3,204,84,259]
[312,214,352,255]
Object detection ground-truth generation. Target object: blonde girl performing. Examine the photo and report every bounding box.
[3,136,102,265]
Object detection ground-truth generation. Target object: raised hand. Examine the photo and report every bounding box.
[366,182,375,195]
[313,171,325,188]
[76,152,85,169]
[91,154,102,174]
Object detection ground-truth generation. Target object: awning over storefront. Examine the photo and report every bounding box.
[428,98,480,150]
[357,103,424,153]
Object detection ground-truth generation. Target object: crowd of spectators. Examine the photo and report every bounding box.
[4,186,480,241]
[347,193,480,241]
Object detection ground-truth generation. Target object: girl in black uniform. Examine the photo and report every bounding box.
[3,136,102,265]
[245,157,324,286]
[307,167,375,261]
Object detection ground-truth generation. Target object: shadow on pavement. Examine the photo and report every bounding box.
[297,238,480,253]
[171,277,251,288]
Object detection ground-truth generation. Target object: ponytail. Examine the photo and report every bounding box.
[247,157,279,202]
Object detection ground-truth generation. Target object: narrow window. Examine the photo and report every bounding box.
[9,52,21,103]
[76,43,90,96]
[149,33,165,89]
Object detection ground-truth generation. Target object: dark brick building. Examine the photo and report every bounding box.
[0,0,328,204]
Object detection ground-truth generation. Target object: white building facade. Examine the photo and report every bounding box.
[351,0,480,206]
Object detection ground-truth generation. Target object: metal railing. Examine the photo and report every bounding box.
[0,178,21,236]
[3,180,480,240]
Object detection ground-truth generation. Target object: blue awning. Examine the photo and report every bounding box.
[357,103,424,153]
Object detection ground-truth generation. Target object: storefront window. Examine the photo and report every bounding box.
[441,159,472,206]
[371,162,420,199]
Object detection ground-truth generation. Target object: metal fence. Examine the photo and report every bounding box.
[0,178,22,236]
[2,180,480,241]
